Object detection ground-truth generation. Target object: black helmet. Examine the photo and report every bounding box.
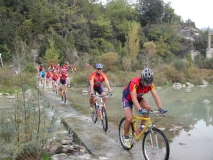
[141,68,154,86]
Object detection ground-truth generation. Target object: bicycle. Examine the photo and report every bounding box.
[59,84,67,103]
[119,110,170,160]
[91,93,111,132]
[52,81,58,95]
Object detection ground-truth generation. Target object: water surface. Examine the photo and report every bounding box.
[69,85,213,160]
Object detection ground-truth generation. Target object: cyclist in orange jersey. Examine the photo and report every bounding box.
[88,63,112,113]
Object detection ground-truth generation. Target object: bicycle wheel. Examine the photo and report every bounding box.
[101,107,108,132]
[61,91,64,101]
[64,91,66,103]
[142,127,170,160]
[91,104,98,123]
[118,117,134,150]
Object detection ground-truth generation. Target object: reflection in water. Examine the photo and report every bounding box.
[69,86,213,160]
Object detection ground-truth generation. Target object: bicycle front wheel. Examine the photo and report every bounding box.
[118,117,134,150]
[64,91,66,103]
[91,104,98,123]
[142,127,170,160]
[101,107,108,132]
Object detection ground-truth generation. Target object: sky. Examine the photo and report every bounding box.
[164,0,213,29]
[100,0,213,29]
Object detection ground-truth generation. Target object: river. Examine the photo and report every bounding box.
[68,85,213,160]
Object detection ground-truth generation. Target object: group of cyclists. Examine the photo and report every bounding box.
[38,61,167,149]
[38,62,73,97]
[88,64,167,149]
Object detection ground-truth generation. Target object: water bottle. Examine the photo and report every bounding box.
[138,124,145,134]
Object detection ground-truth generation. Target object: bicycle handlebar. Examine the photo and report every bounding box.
[91,93,112,98]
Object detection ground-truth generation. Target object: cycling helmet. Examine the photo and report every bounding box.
[96,63,103,69]
[141,68,154,86]
[40,64,43,66]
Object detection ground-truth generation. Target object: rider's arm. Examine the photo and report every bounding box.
[105,79,111,92]
[89,79,94,94]
[151,89,163,109]
[130,91,141,111]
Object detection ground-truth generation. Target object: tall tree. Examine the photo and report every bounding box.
[138,0,164,26]
[125,21,141,71]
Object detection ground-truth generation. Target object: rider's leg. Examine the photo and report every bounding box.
[123,107,133,136]
[139,99,151,125]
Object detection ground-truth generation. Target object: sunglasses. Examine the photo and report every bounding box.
[97,68,102,70]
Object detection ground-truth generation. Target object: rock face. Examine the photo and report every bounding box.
[178,27,200,41]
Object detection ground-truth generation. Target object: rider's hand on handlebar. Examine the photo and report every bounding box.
[139,108,147,115]
[158,108,167,114]
[107,92,112,96]
[91,93,95,97]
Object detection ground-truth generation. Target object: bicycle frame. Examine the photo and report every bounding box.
[131,115,152,141]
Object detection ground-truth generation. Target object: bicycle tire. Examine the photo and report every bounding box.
[142,127,170,160]
[118,117,134,150]
[101,107,108,132]
[64,91,66,103]
[91,104,98,123]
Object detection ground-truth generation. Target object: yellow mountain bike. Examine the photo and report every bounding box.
[119,110,170,160]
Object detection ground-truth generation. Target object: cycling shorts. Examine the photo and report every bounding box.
[122,97,143,109]
[88,86,105,95]
[60,80,66,85]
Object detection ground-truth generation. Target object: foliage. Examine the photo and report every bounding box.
[99,52,119,72]
[0,68,58,159]
[173,59,189,72]
[43,38,61,68]
[24,63,37,73]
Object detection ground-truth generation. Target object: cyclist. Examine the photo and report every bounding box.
[48,62,55,71]
[55,64,61,73]
[88,63,112,113]
[45,70,52,87]
[51,69,60,93]
[71,63,76,73]
[64,62,71,71]
[58,69,69,97]
[40,68,46,85]
[122,68,167,149]
[38,64,44,77]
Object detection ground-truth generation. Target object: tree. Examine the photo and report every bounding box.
[99,52,119,72]
[125,21,141,71]
[140,41,156,67]
[43,38,61,67]
[138,0,164,26]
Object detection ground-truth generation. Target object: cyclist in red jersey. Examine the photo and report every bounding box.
[88,63,112,113]
[51,69,60,92]
[64,62,70,70]
[58,69,69,96]
[45,70,52,87]
[55,64,61,73]
[122,68,167,149]
[48,62,55,71]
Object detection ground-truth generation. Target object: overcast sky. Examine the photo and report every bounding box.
[164,0,213,29]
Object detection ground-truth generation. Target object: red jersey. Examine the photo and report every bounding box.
[60,73,68,81]
[89,71,108,88]
[64,64,70,70]
[123,77,155,101]
[46,72,52,78]
[38,65,44,71]
[52,73,59,81]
